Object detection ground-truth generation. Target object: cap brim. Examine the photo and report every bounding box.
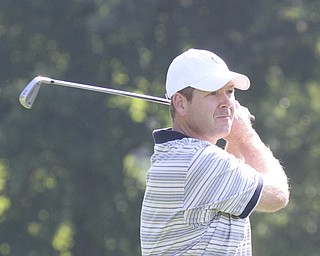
[190,70,250,92]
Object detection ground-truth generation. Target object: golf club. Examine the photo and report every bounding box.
[19,76,170,109]
[19,76,255,122]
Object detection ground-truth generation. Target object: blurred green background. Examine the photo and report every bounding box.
[1,0,320,255]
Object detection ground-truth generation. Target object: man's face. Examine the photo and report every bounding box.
[182,82,236,143]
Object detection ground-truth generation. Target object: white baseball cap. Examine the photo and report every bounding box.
[165,48,250,98]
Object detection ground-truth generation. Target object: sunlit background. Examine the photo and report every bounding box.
[1,0,320,255]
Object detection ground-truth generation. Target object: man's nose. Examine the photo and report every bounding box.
[219,94,233,108]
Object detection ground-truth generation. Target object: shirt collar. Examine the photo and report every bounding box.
[152,128,190,144]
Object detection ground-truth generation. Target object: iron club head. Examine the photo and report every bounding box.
[19,76,52,109]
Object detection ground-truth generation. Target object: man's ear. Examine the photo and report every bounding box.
[172,93,187,116]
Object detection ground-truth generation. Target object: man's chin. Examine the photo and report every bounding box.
[216,129,232,141]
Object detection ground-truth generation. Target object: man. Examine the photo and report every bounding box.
[140,49,289,255]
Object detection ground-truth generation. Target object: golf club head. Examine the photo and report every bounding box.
[19,76,52,109]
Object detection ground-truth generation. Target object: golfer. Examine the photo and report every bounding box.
[140,49,289,255]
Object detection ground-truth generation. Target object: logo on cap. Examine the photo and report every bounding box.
[211,56,221,65]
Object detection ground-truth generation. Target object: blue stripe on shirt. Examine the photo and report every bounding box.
[237,175,264,218]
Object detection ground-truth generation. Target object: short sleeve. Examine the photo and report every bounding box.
[183,145,263,226]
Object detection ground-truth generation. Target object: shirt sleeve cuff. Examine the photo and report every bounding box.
[237,175,264,219]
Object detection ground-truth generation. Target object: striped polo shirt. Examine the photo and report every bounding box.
[140,128,263,256]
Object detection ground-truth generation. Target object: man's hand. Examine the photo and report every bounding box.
[225,101,255,144]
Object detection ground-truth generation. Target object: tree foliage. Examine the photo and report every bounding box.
[1,0,320,255]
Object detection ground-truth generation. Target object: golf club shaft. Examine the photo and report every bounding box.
[50,78,171,105]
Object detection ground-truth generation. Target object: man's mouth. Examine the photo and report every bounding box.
[217,115,231,119]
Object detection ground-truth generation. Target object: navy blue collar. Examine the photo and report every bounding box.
[152,128,190,144]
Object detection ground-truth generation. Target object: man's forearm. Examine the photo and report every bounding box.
[225,131,272,173]
[225,130,290,212]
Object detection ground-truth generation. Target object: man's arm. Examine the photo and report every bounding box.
[225,102,289,212]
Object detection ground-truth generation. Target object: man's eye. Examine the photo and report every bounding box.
[209,91,217,96]
[228,89,235,94]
